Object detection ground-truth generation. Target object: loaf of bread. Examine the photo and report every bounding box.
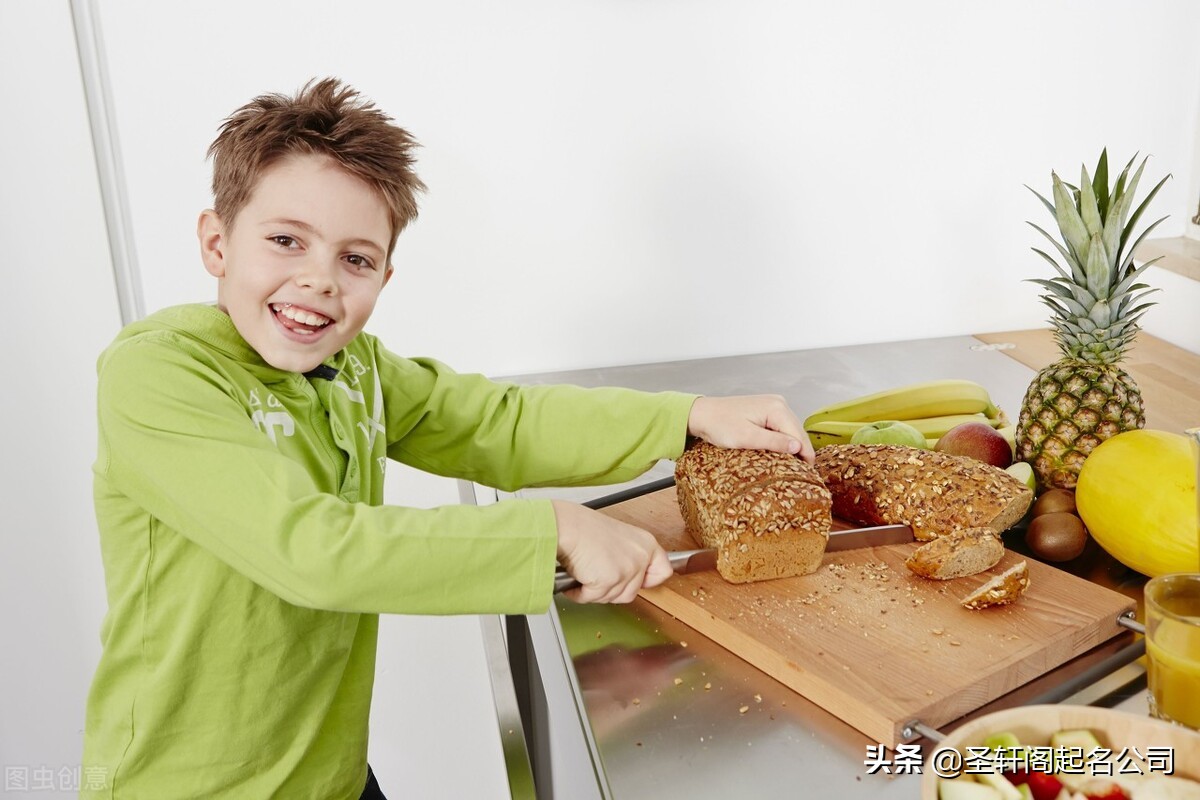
[905,527,1005,579]
[813,444,1033,541]
[960,561,1031,609]
[674,441,832,584]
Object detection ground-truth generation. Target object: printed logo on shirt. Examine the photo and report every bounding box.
[248,389,295,444]
[331,361,386,477]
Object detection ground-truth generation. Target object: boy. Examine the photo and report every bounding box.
[83,78,813,799]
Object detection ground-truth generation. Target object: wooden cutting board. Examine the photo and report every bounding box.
[601,486,1135,748]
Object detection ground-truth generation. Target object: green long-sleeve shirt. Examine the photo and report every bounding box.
[83,304,695,799]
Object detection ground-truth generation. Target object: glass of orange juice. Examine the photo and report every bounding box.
[1145,573,1200,729]
[1191,427,1200,571]
[1192,427,1200,571]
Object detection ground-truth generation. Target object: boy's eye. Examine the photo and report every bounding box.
[270,235,298,249]
[346,254,374,270]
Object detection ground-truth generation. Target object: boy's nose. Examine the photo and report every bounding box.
[295,259,339,295]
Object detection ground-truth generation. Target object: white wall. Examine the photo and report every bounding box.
[4,2,1200,799]
[0,1,120,796]
[95,0,1200,376]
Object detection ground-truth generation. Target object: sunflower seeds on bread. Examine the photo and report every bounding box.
[905,527,1005,580]
[960,561,1031,609]
[675,441,832,584]
[814,444,1033,541]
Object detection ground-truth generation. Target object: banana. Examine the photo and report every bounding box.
[805,413,1006,449]
[803,379,999,426]
[804,420,869,447]
[905,413,1006,437]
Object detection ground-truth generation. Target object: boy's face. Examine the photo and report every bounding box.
[198,153,394,373]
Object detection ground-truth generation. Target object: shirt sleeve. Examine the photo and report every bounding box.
[95,335,565,615]
[375,346,698,491]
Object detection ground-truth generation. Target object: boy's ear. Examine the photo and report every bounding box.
[197,210,226,278]
[382,264,394,288]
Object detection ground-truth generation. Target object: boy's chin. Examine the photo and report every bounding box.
[262,349,332,374]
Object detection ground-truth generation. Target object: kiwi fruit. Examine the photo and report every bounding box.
[1031,488,1076,517]
[1026,511,1087,562]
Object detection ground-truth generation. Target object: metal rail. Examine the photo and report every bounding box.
[69,0,143,325]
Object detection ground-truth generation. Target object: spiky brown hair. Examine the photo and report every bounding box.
[207,77,425,259]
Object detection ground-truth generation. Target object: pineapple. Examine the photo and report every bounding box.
[1017,149,1170,490]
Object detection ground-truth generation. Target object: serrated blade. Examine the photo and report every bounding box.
[824,523,913,552]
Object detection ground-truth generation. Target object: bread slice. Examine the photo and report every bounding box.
[905,527,1004,579]
[675,441,832,584]
[960,561,1030,609]
[813,444,1033,541]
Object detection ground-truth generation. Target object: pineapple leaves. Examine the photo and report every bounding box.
[1028,222,1085,280]
[1121,172,1172,254]
[1084,232,1110,299]
[1111,256,1160,300]
[1079,165,1104,238]
[1026,186,1058,219]
[1092,148,1110,220]
[1029,149,1167,363]
[1052,172,1091,265]
[1103,157,1145,269]
[1119,215,1169,274]
[1111,152,1139,208]
[1030,249,1074,283]
[1033,282,1090,317]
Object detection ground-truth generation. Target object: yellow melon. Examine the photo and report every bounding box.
[1075,430,1198,578]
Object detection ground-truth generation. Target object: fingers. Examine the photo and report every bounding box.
[569,566,649,604]
[641,546,673,588]
[555,505,669,604]
[688,395,815,461]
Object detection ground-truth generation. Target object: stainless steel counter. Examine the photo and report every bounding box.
[466,335,1150,799]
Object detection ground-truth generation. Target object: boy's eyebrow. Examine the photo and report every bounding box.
[264,218,386,255]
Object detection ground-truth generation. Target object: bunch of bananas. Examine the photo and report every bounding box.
[803,379,1012,449]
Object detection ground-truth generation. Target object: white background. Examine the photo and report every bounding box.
[2,1,1199,798]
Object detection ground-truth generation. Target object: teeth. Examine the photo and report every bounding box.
[272,303,331,327]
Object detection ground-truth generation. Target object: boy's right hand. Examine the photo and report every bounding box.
[552,500,673,604]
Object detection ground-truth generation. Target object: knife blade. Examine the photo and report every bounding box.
[825,523,913,552]
[553,524,913,593]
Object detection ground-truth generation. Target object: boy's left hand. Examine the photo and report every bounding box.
[687,395,815,463]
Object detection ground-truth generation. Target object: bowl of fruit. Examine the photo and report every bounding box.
[922,704,1200,800]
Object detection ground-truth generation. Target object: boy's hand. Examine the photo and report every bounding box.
[553,501,673,604]
[687,395,815,463]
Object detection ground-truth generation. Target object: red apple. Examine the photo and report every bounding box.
[934,421,1013,468]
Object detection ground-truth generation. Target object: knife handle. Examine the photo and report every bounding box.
[553,548,709,595]
[553,570,581,594]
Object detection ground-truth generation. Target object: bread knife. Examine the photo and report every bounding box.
[825,522,913,552]
[552,524,912,593]
[553,548,714,593]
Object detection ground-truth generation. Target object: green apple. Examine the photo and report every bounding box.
[850,420,928,448]
[1004,462,1036,491]
[1049,728,1102,751]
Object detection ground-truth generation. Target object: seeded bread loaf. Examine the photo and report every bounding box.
[905,527,1005,580]
[674,441,832,584]
[813,444,1033,542]
[960,561,1031,609]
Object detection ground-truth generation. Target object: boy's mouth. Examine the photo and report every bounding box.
[270,303,332,335]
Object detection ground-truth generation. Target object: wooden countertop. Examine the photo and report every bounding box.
[975,329,1200,435]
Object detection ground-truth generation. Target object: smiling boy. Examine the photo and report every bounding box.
[200,153,395,372]
[82,78,813,799]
